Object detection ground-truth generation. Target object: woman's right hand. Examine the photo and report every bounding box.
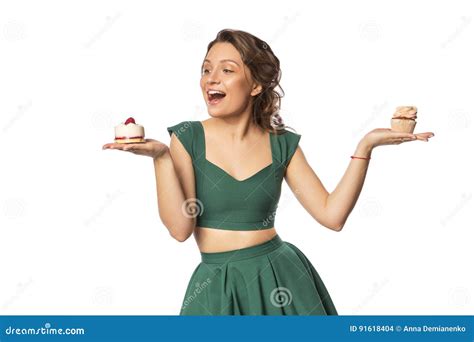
[102,139,169,159]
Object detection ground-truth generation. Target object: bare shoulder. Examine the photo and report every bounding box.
[284,145,307,180]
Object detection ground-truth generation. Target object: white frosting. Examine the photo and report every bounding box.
[114,123,145,138]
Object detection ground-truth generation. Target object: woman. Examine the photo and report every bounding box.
[103,29,434,315]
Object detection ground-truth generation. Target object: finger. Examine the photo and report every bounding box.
[416,132,435,137]
[389,133,419,144]
[398,137,417,143]
[415,135,431,139]
[390,132,418,139]
[414,136,428,142]
[103,143,129,150]
[122,144,142,151]
[103,143,121,149]
[414,133,434,142]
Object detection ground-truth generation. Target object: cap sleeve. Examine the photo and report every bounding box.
[284,130,301,167]
[166,121,194,158]
[274,129,301,168]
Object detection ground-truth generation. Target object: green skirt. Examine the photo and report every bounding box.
[180,234,338,315]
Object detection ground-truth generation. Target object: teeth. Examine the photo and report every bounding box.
[208,90,225,95]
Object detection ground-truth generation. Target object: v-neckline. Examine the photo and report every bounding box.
[197,121,274,183]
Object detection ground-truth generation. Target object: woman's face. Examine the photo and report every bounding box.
[200,42,262,118]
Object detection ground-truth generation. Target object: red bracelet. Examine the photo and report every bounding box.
[351,155,371,160]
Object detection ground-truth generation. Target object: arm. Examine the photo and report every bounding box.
[285,140,371,232]
[285,123,434,232]
[153,133,196,242]
[323,126,434,230]
[324,141,372,231]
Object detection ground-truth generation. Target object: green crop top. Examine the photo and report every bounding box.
[167,121,301,231]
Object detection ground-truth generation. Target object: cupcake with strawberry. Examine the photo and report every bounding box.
[114,117,145,144]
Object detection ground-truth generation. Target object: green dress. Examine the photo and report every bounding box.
[167,121,338,315]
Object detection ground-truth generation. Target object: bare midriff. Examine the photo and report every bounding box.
[194,226,278,253]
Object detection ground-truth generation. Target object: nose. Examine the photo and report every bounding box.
[205,69,220,85]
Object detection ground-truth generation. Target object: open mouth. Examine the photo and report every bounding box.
[207,90,226,105]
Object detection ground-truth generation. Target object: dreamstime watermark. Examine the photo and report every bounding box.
[267,12,301,45]
[261,191,294,227]
[84,12,121,49]
[2,197,27,219]
[441,16,471,49]
[181,20,205,42]
[352,277,389,314]
[91,286,114,306]
[3,100,32,134]
[359,20,382,42]
[3,21,26,42]
[440,192,472,227]
[91,112,115,131]
[4,322,85,336]
[270,287,293,308]
[84,189,124,226]
[352,101,389,138]
[181,278,212,310]
[181,198,204,218]
[2,277,33,310]
[261,210,277,228]
[446,109,471,131]
[357,197,383,218]
[449,286,471,307]
[171,121,193,139]
[193,105,207,120]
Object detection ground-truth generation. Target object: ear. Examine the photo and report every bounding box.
[250,83,263,97]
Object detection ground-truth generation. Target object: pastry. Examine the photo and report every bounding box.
[391,106,417,133]
[114,117,145,144]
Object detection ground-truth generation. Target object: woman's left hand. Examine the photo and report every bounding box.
[362,128,435,149]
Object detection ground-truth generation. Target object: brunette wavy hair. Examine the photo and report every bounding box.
[205,29,293,134]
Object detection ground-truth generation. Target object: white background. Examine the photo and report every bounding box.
[0,0,472,315]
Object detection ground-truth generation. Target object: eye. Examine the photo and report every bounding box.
[201,68,209,75]
[223,69,234,73]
